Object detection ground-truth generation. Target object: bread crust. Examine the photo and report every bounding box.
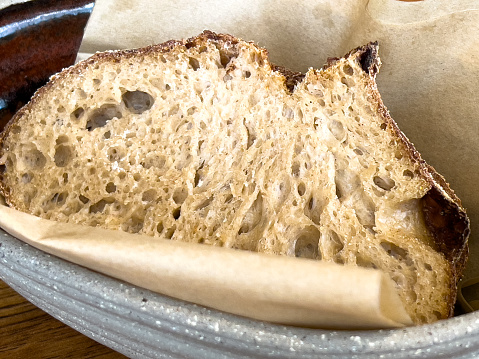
[337,42,470,316]
[0,31,470,320]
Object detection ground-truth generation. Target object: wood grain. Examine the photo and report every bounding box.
[0,280,127,359]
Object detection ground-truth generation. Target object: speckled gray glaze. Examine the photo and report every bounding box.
[1,229,479,359]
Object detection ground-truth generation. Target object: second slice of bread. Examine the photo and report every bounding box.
[0,31,469,325]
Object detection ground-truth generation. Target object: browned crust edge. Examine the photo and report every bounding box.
[342,42,470,318]
[0,31,470,319]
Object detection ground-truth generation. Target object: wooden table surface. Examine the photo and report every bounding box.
[1,279,127,358]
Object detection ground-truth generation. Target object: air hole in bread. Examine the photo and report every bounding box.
[373,175,395,191]
[390,272,407,288]
[23,148,46,169]
[328,119,346,141]
[86,105,122,131]
[295,141,303,155]
[54,145,74,167]
[50,192,67,205]
[294,226,321,259]
[168,104,180,117]
[219,50,232,68]
[78,194,89,204]
[186,106,197,116]
[21,172,32,184]
[418,314,428,323]
[305,196,321,225]
[306,84,323,97]
[122,216,144,233]
[356,254,378,269]
[105,182,116,193]
[140,154,166,169]
[173,187,188,204]
[433,310,442,320]
[103,131,111,139]
[0,159,6,174]
[343,63,354,76]
[175,154,192,170]
[295,108,303,120]
[403,169,414,178]
[341,76,355,88]
[297,182,306,196]
[157,222,164,234]
[77,89,87,99]
[244,70,251,78]
[194,170,203,187]
[56,135,69,145]
[244,120,256,149]
[242,182,255,196]
[291,162,300,177]
[122,90,155,114]
[335,168,360,200]
[273,180,289,205]
[196,196,214,212]
[188,57,200,71]
[248,93,260,107]
[142,189,156,202]
[238,193,263,234]
[89,198,113,213]
[23,189,37,208]
[381,241,410,262]
[165,225,176,239]
[325,109,336,117]
[282,107,294,119]
[353,148,363,156]
[172,207,181,220]
[328,230,345,255]
[148,78,163,89]
[107,147,125,162]
[354,192,376,231]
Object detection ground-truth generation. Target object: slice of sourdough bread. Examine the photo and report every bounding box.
[0,31,469,325]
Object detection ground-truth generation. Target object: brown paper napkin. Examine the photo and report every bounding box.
[0,204,412,328]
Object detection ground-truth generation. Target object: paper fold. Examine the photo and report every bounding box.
[0,204,412,329]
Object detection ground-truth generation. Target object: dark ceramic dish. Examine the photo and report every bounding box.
[0,0,93,130]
